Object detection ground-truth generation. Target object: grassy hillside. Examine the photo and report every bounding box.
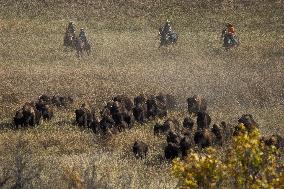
[0,0,283,188]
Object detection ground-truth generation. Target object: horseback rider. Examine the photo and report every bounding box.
[158,19,178,47]
[66,21,76,36]
[79,28,87,43]
[222,23,237,46]
[159,20,172,41]
[162,20,172,36]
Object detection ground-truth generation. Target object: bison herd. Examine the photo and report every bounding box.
[14,95,73,128]
[10,93,284,161]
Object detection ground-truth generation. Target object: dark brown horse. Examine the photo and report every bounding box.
[63,32,76,48]
[74,37,91,58]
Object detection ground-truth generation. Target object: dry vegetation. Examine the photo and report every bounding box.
[0,0,283,188]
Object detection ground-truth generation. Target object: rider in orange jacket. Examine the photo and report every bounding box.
[227,23,236,43]
[227,23,235,36]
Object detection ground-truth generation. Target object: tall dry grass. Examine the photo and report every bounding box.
[0,0,283,188]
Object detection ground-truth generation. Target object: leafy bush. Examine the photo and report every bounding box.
[173,148,226,189]
[173,124,284,189]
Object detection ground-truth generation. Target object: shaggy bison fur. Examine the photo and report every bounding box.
[39,94,74,108]
[187,95,207,115]
[183,117,194,131]
[14,103,42,128]
[211,124,223,146]
[154,118,179,135]
[133,141,149,159]
[180,134,194,157]
[75,104,94,127]
[238,114,258,133]
[133,103,147,123]
[262,134,284,149]
[164,142,182,160]
[197,112,211,130]
[194,129,214,148]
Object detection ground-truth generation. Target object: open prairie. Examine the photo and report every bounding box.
[0,0,283,188]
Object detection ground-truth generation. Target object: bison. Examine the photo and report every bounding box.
[262,134,284,150]
[180,134,194,157]
[14,103,42,128]
[133,103,147,123]
[75,104,94,127]
[167,130,181,144]
[238,114,258,133]
[113,95,134,112]
[154,118,179,135]
[194,129,214,148]
[133,141,149,159]
[183,117,194,131]
[36,99,53,120]
[187,95,207,115]
[197,112,211,130]
[134,94,146,106]
[211,124,223,146]
[164,142,182,160]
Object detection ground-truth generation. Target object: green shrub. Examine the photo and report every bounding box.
[173,124,284,189]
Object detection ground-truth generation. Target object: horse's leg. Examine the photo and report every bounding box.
[77,50,80,58]
[76,48,82,58]
[86,45,91,56]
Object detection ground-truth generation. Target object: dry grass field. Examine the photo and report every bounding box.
[0,0,283,188]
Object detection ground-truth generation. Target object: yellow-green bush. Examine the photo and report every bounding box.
[173,148,226,189]
[173,124,284,189]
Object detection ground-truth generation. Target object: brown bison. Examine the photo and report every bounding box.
[238,114,258,133]
[164,130,194,159]
[14,103,42,128]
[187,95,207,115]
[194,129,214,148]
[133,141,149,159]
[154,118,179,135]
[113,95,134,112]
[164,142,182,160]
[35,99,53,120]
[167,130,181,144]
[220,121,234,141]
[183,117,194,131]
[154,123,168,135]
[146,95,167,119]
[134,94,146,106]
[180,133,194,157]
[99,108,116,135]
[109,101,134,129]
[38,94,74,108]
[51,95,74,108]
[133,103,147,123]
[90,117,100,133]
[211,124,223,146]
[262,134,284,149]
[197,112,211,130]
[75,104,94,127]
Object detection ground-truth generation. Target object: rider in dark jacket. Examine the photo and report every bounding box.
[79,28,87,42]
[162,20,172,36]
[66,21,76,36]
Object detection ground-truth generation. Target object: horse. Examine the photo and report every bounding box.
[74,37,91,58]
[63,32,76,48]
[221,29,240,50]
[158,27,178,48]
